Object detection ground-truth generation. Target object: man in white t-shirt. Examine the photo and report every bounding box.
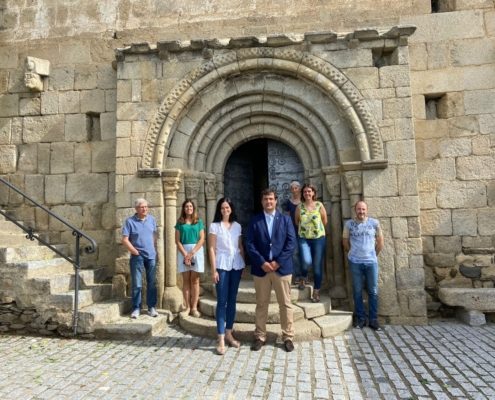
[342,201,384,331]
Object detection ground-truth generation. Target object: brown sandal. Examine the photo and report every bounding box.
[311,289,320,303]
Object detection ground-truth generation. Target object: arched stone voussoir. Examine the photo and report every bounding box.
[142,47,384,170]
[185,95,333,168]
[203,122,315,175]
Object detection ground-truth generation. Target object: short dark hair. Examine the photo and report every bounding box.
[213,197,237,223]
[261,188,278,199]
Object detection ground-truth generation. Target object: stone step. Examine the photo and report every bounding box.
[0,220,24,233]
[0,232,30,245]
[0,244,68,263]
[93,312,169,340]
[199,294,306,323]
[294,295,333,319]
[31,267,108,293]
[179,314,324,342]
[5,257,74,278]
[313,311,353,338]
[50,284,113,311]
[208,280,313,303]
[78,298,132,333]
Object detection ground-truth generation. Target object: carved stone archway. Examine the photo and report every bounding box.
[144,47,387,308]
[116,27,427,322]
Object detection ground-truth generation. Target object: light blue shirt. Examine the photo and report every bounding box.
[122,214,157,260]
[343,217,382,264]
[264,211,275,259]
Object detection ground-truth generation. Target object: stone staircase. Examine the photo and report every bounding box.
[179,280,353,342]
[0,215,168,339]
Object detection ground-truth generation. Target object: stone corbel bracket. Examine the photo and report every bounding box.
[115,25,417,59]
[24,56,50,92]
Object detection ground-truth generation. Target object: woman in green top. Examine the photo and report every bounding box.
[175,199,205,317]
[295,184,328,302]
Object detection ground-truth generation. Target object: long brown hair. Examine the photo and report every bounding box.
[178,199,199,224]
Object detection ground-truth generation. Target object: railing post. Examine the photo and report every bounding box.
[72,232,81,336]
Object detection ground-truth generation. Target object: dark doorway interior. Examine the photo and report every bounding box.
[224,139,304,231]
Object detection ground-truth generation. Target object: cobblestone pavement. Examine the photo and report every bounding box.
[1,321,495,400]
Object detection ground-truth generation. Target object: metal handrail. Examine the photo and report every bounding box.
[0,176,97,336]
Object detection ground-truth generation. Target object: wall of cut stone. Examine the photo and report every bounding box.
[0,1,494,316]
[400,5,495,306]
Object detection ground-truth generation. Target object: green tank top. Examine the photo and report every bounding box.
[298,202,326,239]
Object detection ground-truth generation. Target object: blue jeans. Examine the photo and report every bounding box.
[350,261,379,323]
[299,236,326,290]
[215,269,243,334]
[130,255,157,310]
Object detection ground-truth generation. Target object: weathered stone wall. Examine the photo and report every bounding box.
[1,1,494,318]
[401,5,495,303]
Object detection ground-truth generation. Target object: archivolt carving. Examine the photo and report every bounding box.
[141,48,384,170]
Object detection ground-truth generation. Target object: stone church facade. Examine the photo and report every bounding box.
[1,1,494,328]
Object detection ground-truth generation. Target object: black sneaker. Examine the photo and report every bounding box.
[357,319,366,329]
[369,321,382,331]
[251,339,265,351]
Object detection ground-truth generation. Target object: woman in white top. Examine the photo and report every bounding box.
[208,197,245,355]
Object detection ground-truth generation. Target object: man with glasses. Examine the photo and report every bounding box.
[122,198,159,318]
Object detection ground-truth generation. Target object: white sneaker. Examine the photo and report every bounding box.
[131,309,140,319]
[148,307,158,317]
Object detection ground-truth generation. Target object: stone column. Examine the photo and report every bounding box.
[161,169,183,312]
[324,169,346,299]
[203,175,217,282]
[204,175,217,228]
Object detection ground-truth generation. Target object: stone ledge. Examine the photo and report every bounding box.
[116,25,416,58]
[438,288,495,312]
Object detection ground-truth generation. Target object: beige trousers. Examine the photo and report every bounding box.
[253,272,294,342]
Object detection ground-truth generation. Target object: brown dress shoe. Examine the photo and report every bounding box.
[284,340,295,352]
[251,339,265,351]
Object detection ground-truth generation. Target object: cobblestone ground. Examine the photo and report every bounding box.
[1,321,495,400]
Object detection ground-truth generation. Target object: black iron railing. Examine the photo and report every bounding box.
[0,176,97,335]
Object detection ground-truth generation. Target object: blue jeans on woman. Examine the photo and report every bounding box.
[130,254,157,310]
[349,261,378,324]
[215,269,243,334]
[299,236,326,290]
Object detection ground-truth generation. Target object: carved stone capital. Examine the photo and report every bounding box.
[161,169,182,200]
[184,177,201,200]
[204,178,217,201]
[343,171,362,195]
[324,173,341,202]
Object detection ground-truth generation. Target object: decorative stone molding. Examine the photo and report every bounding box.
[138,168,161,178]
[131,29,404,170]
[116,26,416,58]
[24,56,50,92]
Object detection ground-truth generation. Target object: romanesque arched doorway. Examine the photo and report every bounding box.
[125,42,425,315]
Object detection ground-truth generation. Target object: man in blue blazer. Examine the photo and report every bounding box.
[246,188,297,352]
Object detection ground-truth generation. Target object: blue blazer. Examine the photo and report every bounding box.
[246,210,296,277]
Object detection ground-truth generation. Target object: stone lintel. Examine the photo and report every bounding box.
[138,168,161,178]
[116,25,415,58]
